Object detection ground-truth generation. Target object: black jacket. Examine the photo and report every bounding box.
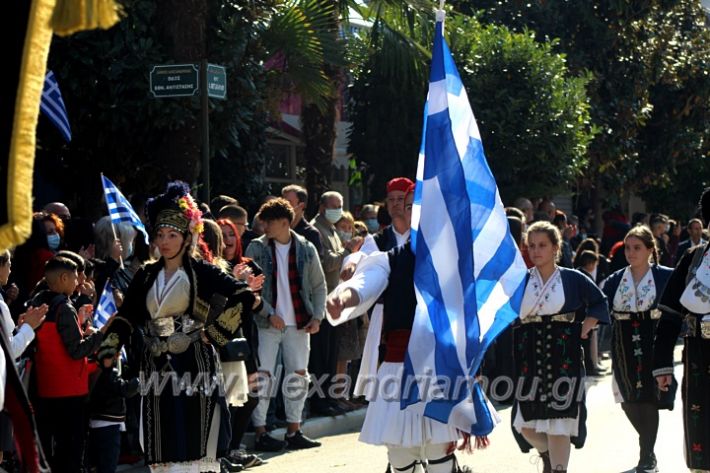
[107,255,255,351]
[293,217,322,255]
[89,365,140,422]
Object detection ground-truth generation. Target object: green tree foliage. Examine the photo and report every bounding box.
[40,0,273,216]
[469,0,710,217]
[449,16,593,202]
[636,2,710,217]
[348,10,594,203]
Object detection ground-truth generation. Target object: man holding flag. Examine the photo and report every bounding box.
[326,7,527,472]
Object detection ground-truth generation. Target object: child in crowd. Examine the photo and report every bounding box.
[31,256,111,472]
[88,343,140,473]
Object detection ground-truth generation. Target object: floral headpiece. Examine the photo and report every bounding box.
[177,193,204,235]
[146,181,204,237]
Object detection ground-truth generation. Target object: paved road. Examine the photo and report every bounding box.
[257,357,687,473]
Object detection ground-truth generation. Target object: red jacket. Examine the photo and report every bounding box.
[32,292,103,398]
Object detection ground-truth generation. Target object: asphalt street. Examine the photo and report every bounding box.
[256,355,687,473]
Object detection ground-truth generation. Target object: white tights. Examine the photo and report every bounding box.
[521,428,571,471]
[386,442,457,473]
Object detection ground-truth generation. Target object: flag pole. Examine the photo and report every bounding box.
[101,173,124,269]
[437,0,446,24]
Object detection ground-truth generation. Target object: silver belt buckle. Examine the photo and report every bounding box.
[613,311,631,321]
[167,332,192,354]
[180,315,203,333]
[551,312,575,323]
[150,317,175,337]
[521,314,541,324]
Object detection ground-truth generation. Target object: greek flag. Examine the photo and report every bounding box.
[94,281,117,329]
[101,175,149,244]
[403,12,528,436]
[40,70,72,142]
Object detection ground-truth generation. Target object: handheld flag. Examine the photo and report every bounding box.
[40,71,72,142]
[403,10,528,436]
[94,280,117,329]
[101,175,149,244]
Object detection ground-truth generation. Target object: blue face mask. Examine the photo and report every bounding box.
[336,230,352,243]
[47,233,61,251]
[365,218,379,233]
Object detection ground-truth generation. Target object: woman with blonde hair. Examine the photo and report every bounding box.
[512,221,610,473]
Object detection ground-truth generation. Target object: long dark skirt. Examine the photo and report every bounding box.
[140,339,219,465]
[611,318,660,404]
[514,321,585,421]
[512,320,589,451]
[682,337,710,469]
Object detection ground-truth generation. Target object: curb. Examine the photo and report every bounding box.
[116,408,367,472]
[243,407,367,449]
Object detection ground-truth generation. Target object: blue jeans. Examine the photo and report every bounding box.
[89,424,121,473]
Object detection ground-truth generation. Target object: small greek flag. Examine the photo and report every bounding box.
[94,281,117,329]
[101,175,149,244]
[403,11,528,436]
[40,70,72,142]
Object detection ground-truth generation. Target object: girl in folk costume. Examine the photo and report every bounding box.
[654,188,710,472]
[101,182,262,473]
[326,189,478,473]
[512,221,610,473]
[600,225,672,473]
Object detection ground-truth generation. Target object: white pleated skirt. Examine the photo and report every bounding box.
[359,362,462,448]
[512,404,580,437]
[222,360,249,407]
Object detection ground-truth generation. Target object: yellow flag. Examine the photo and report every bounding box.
[1,0,120,252]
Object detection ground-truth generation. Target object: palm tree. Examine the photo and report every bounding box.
[261,0,434,212]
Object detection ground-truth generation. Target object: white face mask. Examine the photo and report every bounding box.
[336,230,352,242]
[325,208,343,224]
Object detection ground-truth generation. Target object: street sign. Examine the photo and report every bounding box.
[206,64,227,100]
[149,64,199,98]
[148,61,228,203]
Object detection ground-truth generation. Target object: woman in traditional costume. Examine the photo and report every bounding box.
[654,188,710,472]
[512,221,609,473]
[102,182,261,472]
[600,225,672,473]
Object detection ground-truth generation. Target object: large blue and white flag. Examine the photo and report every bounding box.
[40,70,72,142]
[101,175,150,244]
[402,11,528,436]
[94,280,117,329]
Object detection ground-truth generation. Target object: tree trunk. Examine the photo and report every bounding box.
[302,97,337,215]
[155,0,209,185]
